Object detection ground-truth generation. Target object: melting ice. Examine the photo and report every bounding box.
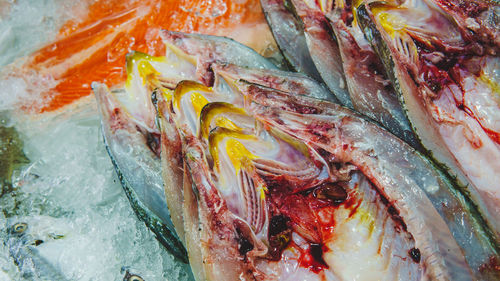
[0,0,192,280]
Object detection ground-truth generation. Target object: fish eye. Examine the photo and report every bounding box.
[12,222,27,234]
[128,275,144,281]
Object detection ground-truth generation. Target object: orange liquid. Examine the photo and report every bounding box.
[26,0,269,112]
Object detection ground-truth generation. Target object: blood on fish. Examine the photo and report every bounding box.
[298,243,330,273]
[237,234,254,256]
[145,132,161,157]
[24,0,268,112]
[265,177,369,270]
[433,0,488,18]
[109,108,127,132]
[418,51,499,146]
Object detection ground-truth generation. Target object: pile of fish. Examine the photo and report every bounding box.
[93,0,499,280]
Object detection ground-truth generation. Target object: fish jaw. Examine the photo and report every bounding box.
[212,63,338,103]
[93,83,187,261]
[357,1,500,237]
[183,142,260,281]
[123,51,162,132]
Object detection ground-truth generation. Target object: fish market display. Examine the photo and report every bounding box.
[92,30,499,280]
[2,0,499,280]
[356,0,500,236]
[1,1,275,279]
[93,31,334,262]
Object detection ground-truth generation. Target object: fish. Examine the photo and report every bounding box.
[356,0,500,238]
[122,268,145,281]
[93,31,286,262]
[261,0,353,108]
[326,0,421,148]
[260,0,420,148]
[260,0,324,81]
[4,216,70,281]
[93,82,188,262]
[153,74,497,280]
[119,31,499,279]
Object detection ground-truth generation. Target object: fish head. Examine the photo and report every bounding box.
[115,30,279,135]
[166,72,486,280]
[4,216,70,257]
[5,216,68,242]
[358,0,500,240]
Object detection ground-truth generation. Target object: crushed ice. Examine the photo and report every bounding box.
[0,0,192,280]
[0,99,192,280]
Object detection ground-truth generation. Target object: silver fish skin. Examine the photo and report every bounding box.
[260,0,324,81]
[4,218,68,281]
[289,0,352,108]
[264,0,352,108]
[260,0,420,148]
[93,83,188,263]
[356,0,500,239]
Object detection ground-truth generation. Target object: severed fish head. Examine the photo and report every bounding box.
[356,0,500,238]
[155,67,490,280]
[95,30,499,280]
